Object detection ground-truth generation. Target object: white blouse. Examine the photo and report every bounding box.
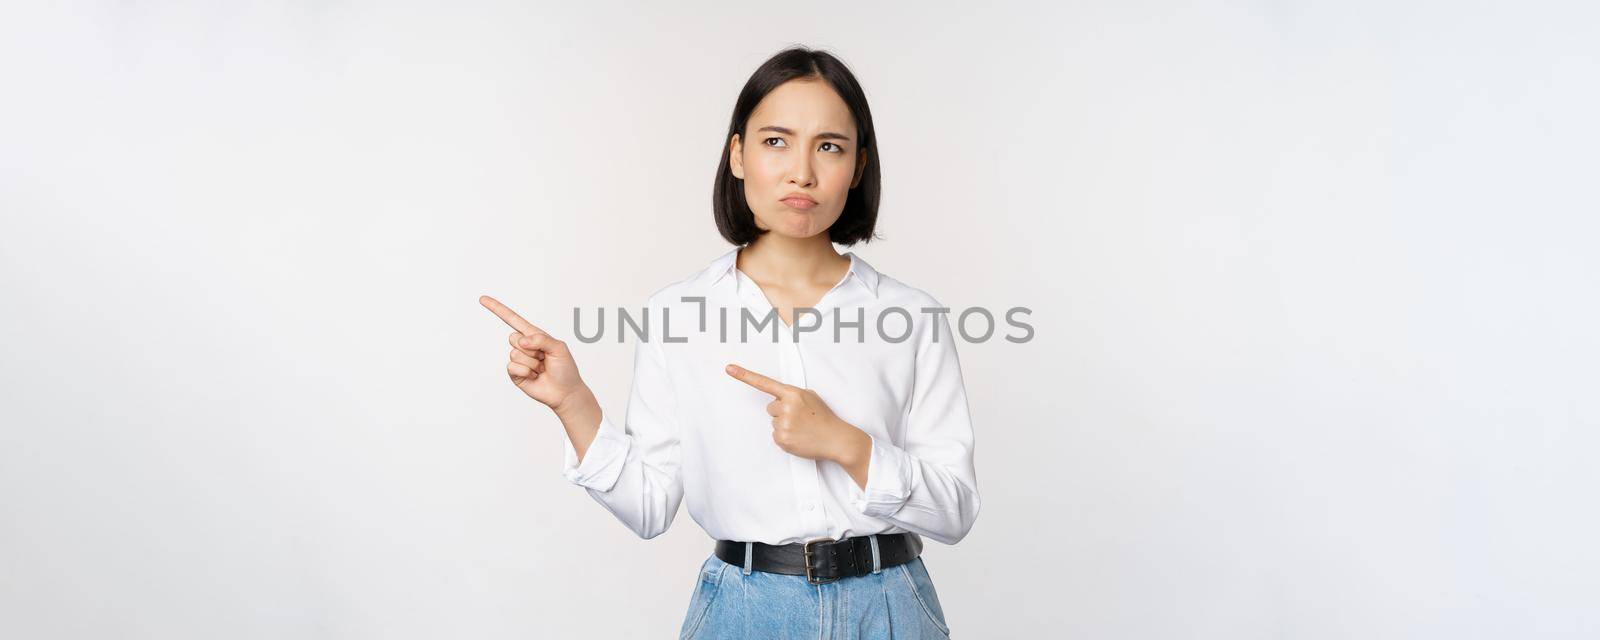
[560,247,981,546]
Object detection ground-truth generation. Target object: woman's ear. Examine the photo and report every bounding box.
[851,148,869,188]
[729,134,744,180]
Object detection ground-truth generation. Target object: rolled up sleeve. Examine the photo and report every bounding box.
[561,412,630,492]
[852,433,917,517]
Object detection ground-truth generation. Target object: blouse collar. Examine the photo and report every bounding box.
[701,247,881,299]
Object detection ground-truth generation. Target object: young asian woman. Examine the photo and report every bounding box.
[482,46,979,639]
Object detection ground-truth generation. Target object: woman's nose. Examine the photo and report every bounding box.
[789,156,815,186]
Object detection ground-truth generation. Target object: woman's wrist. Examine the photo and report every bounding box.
[552,385,601,428]
[551,386,603,463]
[831,421,873,489]
[830,420,871,465]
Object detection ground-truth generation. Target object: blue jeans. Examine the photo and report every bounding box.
[678,546,953,639]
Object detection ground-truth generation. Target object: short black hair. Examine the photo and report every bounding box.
[713,46,881,247]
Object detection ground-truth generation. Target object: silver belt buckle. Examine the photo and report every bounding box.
[802,537,840,585]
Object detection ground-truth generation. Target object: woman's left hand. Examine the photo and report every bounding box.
[725,363,869,466]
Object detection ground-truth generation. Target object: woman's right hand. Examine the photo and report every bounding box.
[479,294,593,415]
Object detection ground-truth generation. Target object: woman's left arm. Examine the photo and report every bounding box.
[726,304,983,545]
[841,308,982,545]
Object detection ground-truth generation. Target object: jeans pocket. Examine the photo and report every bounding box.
[897,557,951,637]
[679,555,727,640]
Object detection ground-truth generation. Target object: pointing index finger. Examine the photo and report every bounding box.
[479,295,546,336]
[725,363,791,398]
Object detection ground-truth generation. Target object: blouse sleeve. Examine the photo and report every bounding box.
[560,302,685,540]
[848,305,982,544]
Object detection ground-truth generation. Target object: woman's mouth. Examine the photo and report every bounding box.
[780,194,818,210]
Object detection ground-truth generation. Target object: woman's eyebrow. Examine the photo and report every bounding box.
[756,125,852,142]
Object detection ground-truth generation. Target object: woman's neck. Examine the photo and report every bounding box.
[737,233,848,289]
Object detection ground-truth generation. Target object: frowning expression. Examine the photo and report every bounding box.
[729,78,869,240]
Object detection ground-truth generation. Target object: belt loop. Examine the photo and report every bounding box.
[742,541,753,575]
[869,534,882,574]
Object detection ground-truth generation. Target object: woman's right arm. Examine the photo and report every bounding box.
[480,295,685,540]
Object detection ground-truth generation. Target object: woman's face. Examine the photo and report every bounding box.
[730,78,868,241]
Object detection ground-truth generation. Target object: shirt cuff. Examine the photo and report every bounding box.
[849,433,917,518]
[562,412,630,492]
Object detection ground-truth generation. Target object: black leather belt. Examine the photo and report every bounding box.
[714,533,923,585]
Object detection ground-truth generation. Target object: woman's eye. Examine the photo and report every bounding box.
[820,142,841,152]
[764,137,786,148]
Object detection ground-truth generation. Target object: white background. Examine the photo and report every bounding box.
[3,1,1597,638]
